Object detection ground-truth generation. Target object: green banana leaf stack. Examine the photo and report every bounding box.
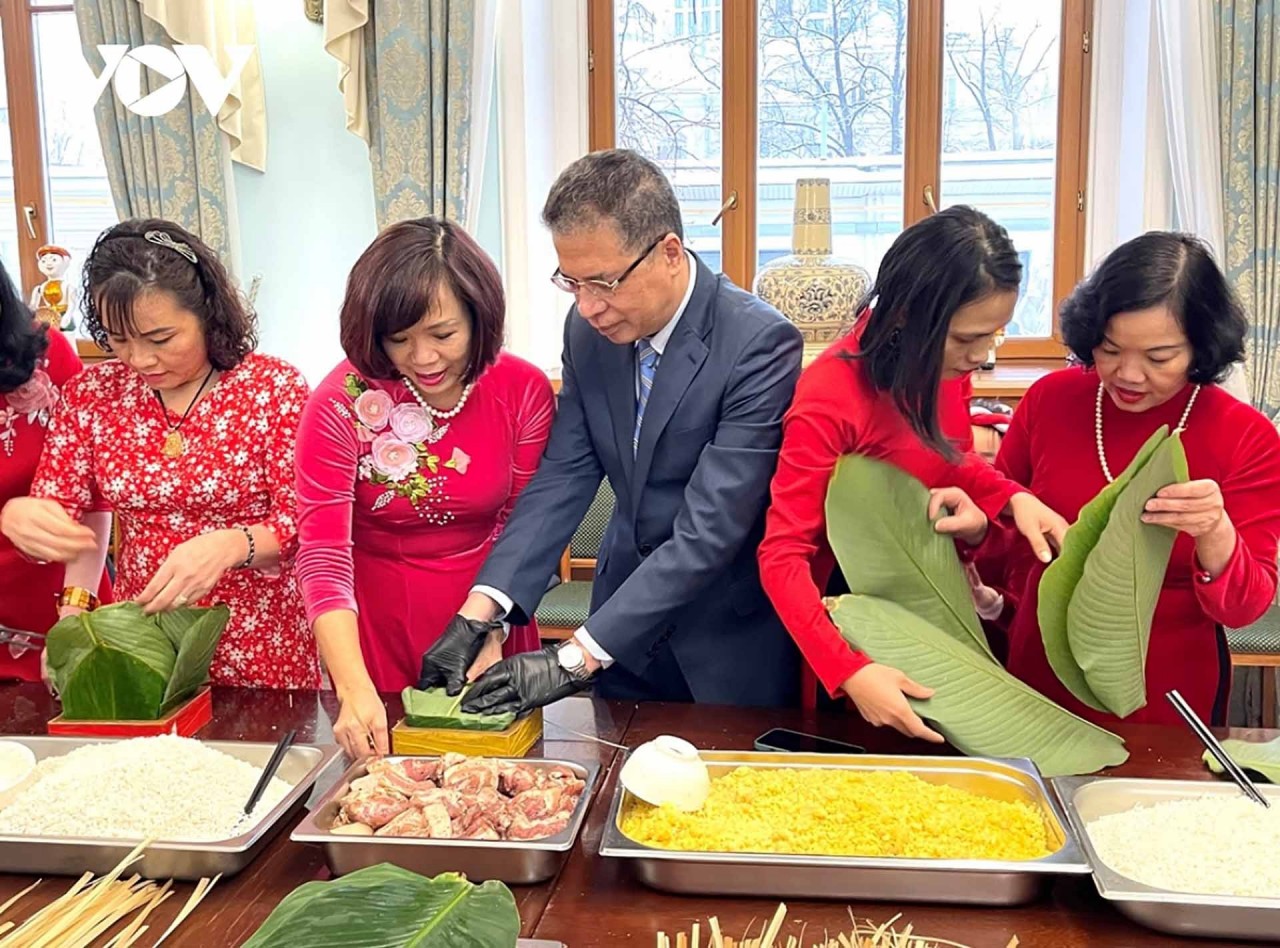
[242,865,520,947]
[45,601,229,721]
[824,427,1186,777]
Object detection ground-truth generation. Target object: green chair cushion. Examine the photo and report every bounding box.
[1227,605,1280,655]
[535,581,594,629]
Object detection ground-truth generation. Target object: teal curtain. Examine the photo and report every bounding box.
[75,0,232,259]
[1219,0,1280,416]
[364,0,476,227]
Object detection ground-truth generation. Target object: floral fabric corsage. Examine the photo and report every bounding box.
[333,374,471,510]
[0,366,58,456]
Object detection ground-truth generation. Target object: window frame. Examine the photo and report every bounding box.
[0,0,73,293]
[587,0,1093,361]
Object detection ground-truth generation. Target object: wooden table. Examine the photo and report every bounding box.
[0,685,634,946]
[0,685,1272,947]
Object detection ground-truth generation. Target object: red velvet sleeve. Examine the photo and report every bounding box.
[42,329,83,387]
[493,364,555,536]
[758,372,872,696]
[294,369,362,625]
[1190,411,1280,627]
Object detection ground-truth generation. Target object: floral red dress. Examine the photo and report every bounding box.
[30,352,319,689]
[0,329,111,681]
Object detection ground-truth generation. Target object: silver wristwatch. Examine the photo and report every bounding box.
[556,641,592,682]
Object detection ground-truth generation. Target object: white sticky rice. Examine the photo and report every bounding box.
[1086,795,1280,898]
[0,735,291,841]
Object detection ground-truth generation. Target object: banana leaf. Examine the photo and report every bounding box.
[831,595,1128,776]
[1204,738,1280,784]
[400,687,516,732]
[46,602,227,721]
[242,865,520,948]
[159,605,230,713]
[1066,432,1188,717]
[1037,427,1168,711]
[825,453,992,658]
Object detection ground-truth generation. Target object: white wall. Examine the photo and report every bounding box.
[232,2,507,384]
[232,0,376,384]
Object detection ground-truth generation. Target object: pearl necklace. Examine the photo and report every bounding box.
[403,376,474,420]
[1095,381,1200,483]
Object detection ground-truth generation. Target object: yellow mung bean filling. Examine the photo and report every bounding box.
[620,768,1052,860]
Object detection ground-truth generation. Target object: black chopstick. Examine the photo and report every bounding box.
[244,729,296,816]
[1165,690,1269,808]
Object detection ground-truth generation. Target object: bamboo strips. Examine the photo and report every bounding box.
[657,903,1021,948]
[0,839,216,948]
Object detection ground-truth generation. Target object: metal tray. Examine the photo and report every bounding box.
[599,751,1090,905]
[0,735,341,880]
[292,755,600,884]
[1053,775,1280,941]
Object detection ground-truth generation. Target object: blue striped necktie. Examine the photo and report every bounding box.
[633,339,659,455]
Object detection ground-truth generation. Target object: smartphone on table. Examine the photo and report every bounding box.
[753,728,865,755]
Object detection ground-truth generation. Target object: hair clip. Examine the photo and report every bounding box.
[144,230,198,264]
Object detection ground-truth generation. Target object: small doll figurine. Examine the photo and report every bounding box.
[30,244,74,332]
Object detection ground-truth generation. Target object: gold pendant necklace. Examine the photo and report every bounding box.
[155,366,216,459]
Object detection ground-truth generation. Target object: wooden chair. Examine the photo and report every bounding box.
[534,480,615,641]
[1227,604,1280,728]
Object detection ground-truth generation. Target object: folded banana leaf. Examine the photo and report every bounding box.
[1037,427,1168,711]
[825,453,992,658]
[242,864,520,948]
[1065,431,1187,716]
[1204,737,1280,784]
[401,686,516,731]
[824,452,1127,776]
[831,595,1128,776]
[46,602,228,720]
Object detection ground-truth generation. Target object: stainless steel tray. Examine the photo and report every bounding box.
[1053,775,1280,941]
[600,751,1089,905]
[0,735,341,880]
[292,755,600,884]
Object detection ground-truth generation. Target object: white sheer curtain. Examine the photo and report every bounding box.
[494,0,590,373]
[1087,0,1248,400]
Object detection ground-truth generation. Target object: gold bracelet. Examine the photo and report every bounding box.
[57,586,100,611]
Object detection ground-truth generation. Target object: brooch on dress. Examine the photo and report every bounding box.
[333,374,471,510]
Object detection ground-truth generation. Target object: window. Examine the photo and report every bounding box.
[0,1,117,309]
[589,0,1092,358]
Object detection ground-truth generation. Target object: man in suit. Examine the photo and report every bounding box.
[419,149,802,711]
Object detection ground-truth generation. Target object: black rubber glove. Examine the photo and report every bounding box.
[461,645,592,716]
[418,615,503,695]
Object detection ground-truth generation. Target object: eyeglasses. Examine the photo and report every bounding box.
[550,236,664,299]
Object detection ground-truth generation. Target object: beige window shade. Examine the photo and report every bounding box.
[138,0,269,171]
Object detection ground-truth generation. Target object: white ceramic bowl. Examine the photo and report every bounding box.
[619,735,710,812]
[0,740,35,795]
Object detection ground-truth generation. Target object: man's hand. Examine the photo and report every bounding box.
[461,646,592,716]
[418,616,503,696]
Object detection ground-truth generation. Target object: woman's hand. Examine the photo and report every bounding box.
[840,663,944,743]
[1143,480,1227,537]
[135,529,244,614]
[0,497,95,563]
[333,683,389,758]
[1143,479,1236,576]
[465,628,505,684]
[1006,492,1069,563]
[929,487,988,545]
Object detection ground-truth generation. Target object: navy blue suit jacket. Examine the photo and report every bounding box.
[475,257,802,706]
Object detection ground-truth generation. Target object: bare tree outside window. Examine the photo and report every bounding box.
[612,0,1064,336]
